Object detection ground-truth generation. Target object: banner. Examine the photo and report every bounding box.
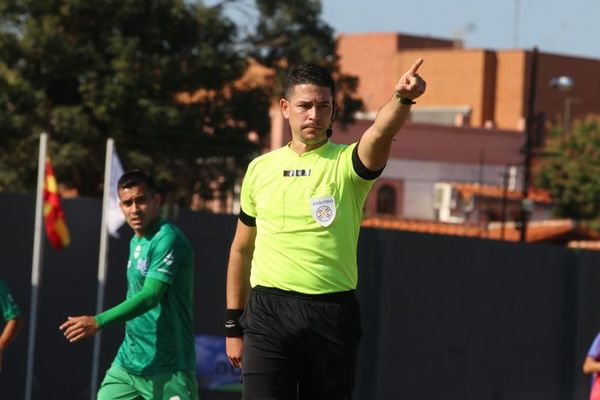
[43,157,70,250]
[195,334,241,392]
[106,148,125,237]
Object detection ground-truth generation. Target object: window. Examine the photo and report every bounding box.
[377,184,396,215]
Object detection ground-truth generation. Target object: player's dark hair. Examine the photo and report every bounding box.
[118,169,157,194]
[285,64,337,137]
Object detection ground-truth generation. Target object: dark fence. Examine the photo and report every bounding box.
[1,193,599,400]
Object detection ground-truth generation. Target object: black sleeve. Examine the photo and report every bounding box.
[352,142,384,181]
[238,208,256,227]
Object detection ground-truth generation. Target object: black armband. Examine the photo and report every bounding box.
[353,142,384,180]
[239,209,256,227]
[225,309,244,337]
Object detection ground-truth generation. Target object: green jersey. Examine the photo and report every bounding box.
[114,220,195,375]
[240,141,377,294]
[0,278,20,321]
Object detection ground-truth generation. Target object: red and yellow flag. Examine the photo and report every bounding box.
[43,158,70,250]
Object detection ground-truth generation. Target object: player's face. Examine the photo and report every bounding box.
[118,183,161,237]
[280,84,334,147]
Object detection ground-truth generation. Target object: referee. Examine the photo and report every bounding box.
[225,60,426,399]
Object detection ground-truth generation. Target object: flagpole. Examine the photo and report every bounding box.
[90,138,114,399]
[25,132,47,400]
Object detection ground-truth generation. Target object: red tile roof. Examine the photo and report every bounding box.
[450,182,553,203]
[362,217,483,237]
[361,217,597,244]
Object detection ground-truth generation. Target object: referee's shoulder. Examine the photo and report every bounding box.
[248,146,287,167]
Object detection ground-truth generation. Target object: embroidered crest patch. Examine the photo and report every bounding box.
[310,196,336,227]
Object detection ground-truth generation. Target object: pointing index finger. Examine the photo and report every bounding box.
[407,58,424,75]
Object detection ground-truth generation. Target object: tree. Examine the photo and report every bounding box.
[0,0,260,199]
[536,116,600,227]
[0,0,361,207]
[214,0,362,125]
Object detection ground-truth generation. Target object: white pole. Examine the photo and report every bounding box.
[90,138,114,399]
[25,132,47,400]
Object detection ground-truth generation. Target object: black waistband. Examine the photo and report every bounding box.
[252,285,356,302]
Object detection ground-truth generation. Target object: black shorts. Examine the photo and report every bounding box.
[240,285,361,400]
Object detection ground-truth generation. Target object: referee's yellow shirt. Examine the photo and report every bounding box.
[240,141,377,294]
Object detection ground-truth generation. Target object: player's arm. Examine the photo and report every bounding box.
[583,356,600,374]
[59,277,168,343]
[358,58,426,171]
[225,218,256,368]
[0,315,23,370]
[0,315,23,351]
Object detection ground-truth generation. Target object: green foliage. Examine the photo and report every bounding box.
[0,0,362,207]
[0,0,261,199]
[536,116,600,224]
[229,0,363,124]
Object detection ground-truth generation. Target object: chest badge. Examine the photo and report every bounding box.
[133,244,141,259]
[310,196,336,227]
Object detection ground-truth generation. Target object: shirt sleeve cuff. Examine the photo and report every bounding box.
[239,209,256,227]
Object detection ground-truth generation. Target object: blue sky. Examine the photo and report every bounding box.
[321,0,600,59]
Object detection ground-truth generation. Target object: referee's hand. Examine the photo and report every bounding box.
[226,336,243,369]
[59,315,99,343]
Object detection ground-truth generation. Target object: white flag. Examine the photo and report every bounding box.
[106,148,125,237]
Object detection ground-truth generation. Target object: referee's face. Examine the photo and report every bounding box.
[280,84,334,148]
[118,183,161,237]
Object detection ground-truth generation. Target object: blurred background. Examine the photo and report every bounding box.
[1,0,600,399]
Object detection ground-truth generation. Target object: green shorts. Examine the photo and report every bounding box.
[98,364,199,400]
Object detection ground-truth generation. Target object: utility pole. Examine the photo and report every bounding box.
[513,0,520,47]
[519,46,538,242]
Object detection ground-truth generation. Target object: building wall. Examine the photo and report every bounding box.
[333,119,525,165]
[381,158,512,220]
[535,52,600,131]
[494,50,600,131]
[366,179,404,218]
[337,33,455,113]
[494,51,528,130]
[338,33,600,131]
[393,49,498,127]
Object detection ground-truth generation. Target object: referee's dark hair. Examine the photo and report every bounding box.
[284,64,337,137]
[118,169,157,194]
[284,64,336,100]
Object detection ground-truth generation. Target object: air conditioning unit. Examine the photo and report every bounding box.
[432,183,464,223]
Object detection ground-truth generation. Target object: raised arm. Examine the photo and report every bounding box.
[225,220,256,368]
[358,58,426,171]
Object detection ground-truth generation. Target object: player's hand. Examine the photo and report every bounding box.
[59,315,99,343]
[226,336,243,369]
[394,58,426,100]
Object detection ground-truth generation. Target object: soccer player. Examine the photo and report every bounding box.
[60,170,198,400]
[0,277,23,372]
[583,332,600,400]
[225,60,426,399]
